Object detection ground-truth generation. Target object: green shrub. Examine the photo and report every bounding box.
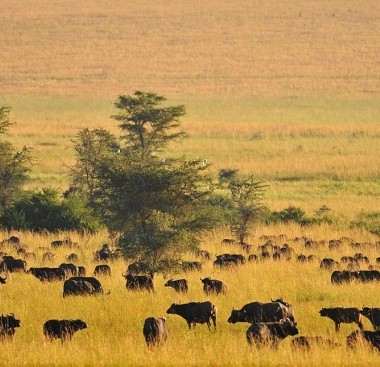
[350,211,380,236]
[1,188,102,233]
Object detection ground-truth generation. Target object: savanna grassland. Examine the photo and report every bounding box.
[1,227,380,367]
[0,0,379,365]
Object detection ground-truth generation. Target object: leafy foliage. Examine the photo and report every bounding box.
[350,211,380,236]
[0,105,32,213]
[221,172,267,244]
[1,188,102,233]
[69,91,218,267]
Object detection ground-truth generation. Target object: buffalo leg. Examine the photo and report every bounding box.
[335,322,340,332]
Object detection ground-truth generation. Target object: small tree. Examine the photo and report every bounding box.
[224,173,267,244]
[0,106,31,214]
[70,91,217,268]
[112,91,186,158]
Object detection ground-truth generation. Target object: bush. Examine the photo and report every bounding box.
[1,188,102,233]
[264,205,330,226]
[350,211,380,237]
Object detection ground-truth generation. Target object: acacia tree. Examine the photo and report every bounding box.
[221,171,267,244]
[70,91,217,268]
[0,106,31,213]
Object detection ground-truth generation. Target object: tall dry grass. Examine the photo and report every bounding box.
[0,226,380,365]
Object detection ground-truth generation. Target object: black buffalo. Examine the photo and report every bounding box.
[42,252,55,262]
[93,244,123,262]
[200,277,227,295]
[66,253,79,263]
[164,278,188,293]
[214,254,246,267]
[77,266,86,277]
[63,277,107,297]
[28,267,66,282]
[51,238,77,248]
[347,330,380,350]
[127,262,153,277]
[43,319,87,342]
[0,313,21,340]
[320,258,340,270]
[182,261,202,272]
[246,319,299,348]
[228,299,295,324]
[361,307,380,330]
[123,274,154,292]
[319,307,363,332]
[166,302,217,330]
[94,264,111,277]
[59,263,78,278]
[143,317,168,347]
[0,256,26,273]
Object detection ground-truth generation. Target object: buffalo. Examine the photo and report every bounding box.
[42,252,55,262]
[246,318,299,348]
[319,307,363,332]
[214,254,246,267]
[66,253,79,263]
[59,263,78,278]
[123,273,154,292]
[28,267,66,282]
[0,313,21,340]
[182,261,202,272]
[143,317,168,347]
[63,276,107,297]
[164,278,188,293]
[320,258,340,270]
[94,264,111,277]
[347,330,380,350]
[228,299,295,324]
[43,319,87,342]
[166,302,217,330]
[51,238,77,248]
[93,244,123,262]
[127,262,153,277]
[360,307,380,330]
[200,277,227,295]
[0,256,26,273]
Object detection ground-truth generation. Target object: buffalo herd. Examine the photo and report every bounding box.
[1,234,380,353]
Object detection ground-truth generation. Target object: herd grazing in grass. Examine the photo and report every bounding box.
[0,233,380,352]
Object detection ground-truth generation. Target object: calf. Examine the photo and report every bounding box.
[360,307,380,330]
[200,277,227,295]
[43,319,87,342]
[0,313,21,340]
[319,307,363,332]
[246,319,299,348]
[166,302,217,330]
[347,330,380,350]
[164,278,188,293]
[143,317,167,347]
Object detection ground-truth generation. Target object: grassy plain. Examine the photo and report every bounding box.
[0,2,379,364]
[1,226,380,366]
[1,0,380,221]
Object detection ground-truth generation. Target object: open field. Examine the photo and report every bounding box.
[0,2,379,363]
[1,226,380,366]
[1,1,379,221]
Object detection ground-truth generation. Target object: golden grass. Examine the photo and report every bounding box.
[0,0,379,221]
[1,1,379,97]
[1,226,380,366]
